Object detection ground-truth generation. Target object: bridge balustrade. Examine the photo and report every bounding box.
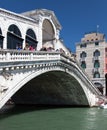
[0,50,62,62]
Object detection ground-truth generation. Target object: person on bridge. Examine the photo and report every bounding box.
[29,45,35,51]
[24,43,29,50]
[17,45,22,51]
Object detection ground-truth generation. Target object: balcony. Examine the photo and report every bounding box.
[92,68,99,73]
[93,56,99,61]
[79,57,85,62]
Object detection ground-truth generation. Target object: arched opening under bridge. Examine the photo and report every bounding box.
[11,71,89,107]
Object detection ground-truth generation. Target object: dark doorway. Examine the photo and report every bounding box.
[94,82,103,94]
[105,74,107,96]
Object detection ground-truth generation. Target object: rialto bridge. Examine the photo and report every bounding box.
[0,50,103,109]
[0,8,104,109]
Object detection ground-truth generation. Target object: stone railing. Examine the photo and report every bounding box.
[0,50,62,62]
[0,49,76,63]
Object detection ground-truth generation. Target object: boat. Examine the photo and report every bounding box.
[99,103,107,109]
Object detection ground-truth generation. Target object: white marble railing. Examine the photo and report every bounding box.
[0,49,76,63]
[0,50,62,62]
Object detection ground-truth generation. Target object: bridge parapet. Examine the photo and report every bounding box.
[0,50,63,62]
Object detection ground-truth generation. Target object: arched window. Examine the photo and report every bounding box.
[94,82,103,94]
[7,24,23,49]
[93,72,100,78]
[0,28,4,49]
[26,29,38,50]
[42,19,55,49]
[93,50,100,57]
[94,61,100,68]
[80,51,87,58]
[81,61,86,69]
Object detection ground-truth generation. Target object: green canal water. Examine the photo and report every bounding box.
[0,105,107,130]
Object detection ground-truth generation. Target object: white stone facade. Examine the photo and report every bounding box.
[0,8,70,54]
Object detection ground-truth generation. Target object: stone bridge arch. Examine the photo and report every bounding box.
[0,56,102,109]
[11,70,89,106]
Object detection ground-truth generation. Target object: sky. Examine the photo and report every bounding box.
[1,0,107,52]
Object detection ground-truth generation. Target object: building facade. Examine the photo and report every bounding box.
[0,8,70,54]
[76,32,107,95]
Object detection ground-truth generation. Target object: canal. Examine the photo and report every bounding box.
[0,105,107,130]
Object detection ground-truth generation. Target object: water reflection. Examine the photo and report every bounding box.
[81,108,107,130]
[0,105,107,130]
